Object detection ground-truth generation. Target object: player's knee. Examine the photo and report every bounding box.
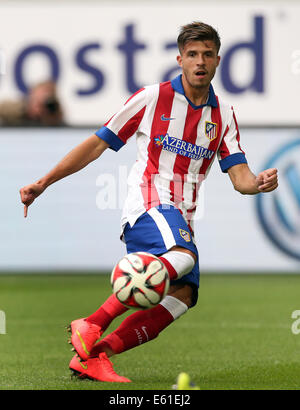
[176,294,193,309]
[170,246,197,264]
[167,284,194,309]
[166,248,196,279]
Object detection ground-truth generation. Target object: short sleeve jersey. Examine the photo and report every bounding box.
[96,74,247,234]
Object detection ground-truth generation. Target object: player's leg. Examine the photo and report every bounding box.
[86,294,128,328]
[87,204,199,356]
[85,206,201,361]
[69,205,198,361]
[69,262,199,382]
[69,255,199,381]
[67,294,128,360]
[158,245,196,280]
[89,282,194,359]
[68,247,196,363]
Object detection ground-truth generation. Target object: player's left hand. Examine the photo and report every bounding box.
[255,168,278,193]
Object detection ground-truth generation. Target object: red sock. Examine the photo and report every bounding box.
[86,294,128,331]
[158,256,178,280]
[159,252,195,280]
[90,304,174,357]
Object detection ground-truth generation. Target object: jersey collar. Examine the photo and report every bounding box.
[171,74,218,109]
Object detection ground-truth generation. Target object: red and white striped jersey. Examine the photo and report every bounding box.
[96,75,247,234]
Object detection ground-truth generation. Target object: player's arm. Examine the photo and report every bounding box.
[20,87,147,217]
[227,163,278,195]
[20,134,109,217]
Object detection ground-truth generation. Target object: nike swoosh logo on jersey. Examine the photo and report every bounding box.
[161,114,175,121]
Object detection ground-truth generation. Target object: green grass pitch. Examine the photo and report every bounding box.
[0,273,299,390]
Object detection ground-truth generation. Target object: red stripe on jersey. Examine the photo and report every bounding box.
[186,174,205,235]
[185,180,200,233]
[170,105,203,207]
[118,106,146,144]
[232,109,244,154]
[199,97,222,175]
[104,88,145,127]
[218,125,230,159]
[218,107,243,160]
[175,205,193,234]
[141,82,175,210]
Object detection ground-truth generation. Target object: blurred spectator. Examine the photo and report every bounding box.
[0,81,64,126]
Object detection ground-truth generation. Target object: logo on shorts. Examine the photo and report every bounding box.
[179,229,191,242]
[205,121,218,141]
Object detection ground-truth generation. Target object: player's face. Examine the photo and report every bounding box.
[177,40,220,91]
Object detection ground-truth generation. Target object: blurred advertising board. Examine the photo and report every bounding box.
[0,2,299,126]
[1,127,299,272]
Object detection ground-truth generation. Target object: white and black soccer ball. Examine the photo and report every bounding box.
[111,252,170,309]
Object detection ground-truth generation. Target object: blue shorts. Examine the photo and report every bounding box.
[123,205,200,307]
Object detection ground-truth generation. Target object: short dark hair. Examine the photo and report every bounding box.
[177,22,221,54]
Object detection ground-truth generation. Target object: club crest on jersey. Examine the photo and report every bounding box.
[205,121,218,141]
[179,229,191,242]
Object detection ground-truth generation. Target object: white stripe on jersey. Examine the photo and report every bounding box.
[154,94,189,206]
[121,85,160,229]
[221,109,241,154]
[107,88,147,136]
[156,94,188,180]
[188,106,213,176]
[178,107,211,214]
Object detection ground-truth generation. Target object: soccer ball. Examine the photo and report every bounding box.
[111,252,170,309]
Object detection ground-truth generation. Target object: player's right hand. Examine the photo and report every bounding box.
[19,182,45,218]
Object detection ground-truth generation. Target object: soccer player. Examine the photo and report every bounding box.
[19,22,278,382]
